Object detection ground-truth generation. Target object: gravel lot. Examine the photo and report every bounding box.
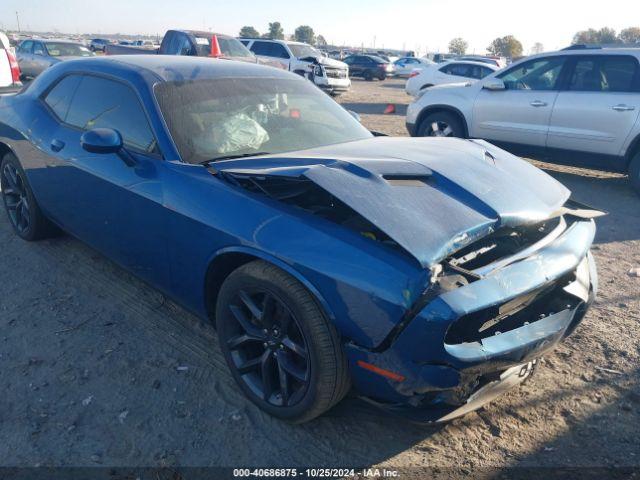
[1,77,639,478]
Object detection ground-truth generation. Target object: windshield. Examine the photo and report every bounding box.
[46,43,93,57]
[288,44,321,59]
[194,36,254,58]
[155,77,372,164]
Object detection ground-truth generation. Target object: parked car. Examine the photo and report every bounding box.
[17,39,94,78]
[405,61,499,96]
[458,55,507,68]
[406,48,640,193]
[89,38,111,52]
[393,56,435,77]
[105,30,257,64]
[131,40,158,49]
[239,39,350,96]
[0,31,22,93]
[0,55,599,423]
[342,54,392,81]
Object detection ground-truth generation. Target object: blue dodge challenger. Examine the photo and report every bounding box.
[0,56,600,423]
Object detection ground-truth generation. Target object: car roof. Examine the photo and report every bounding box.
[57,55,295,83]
[439,59,499,69]
[174,30,234,39]
[536,47,640,57]
[40,39,84,44]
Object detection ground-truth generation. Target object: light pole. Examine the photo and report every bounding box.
[15,11,21,33]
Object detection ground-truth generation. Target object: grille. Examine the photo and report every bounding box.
[326,68,348,79]
[444,272,578,346]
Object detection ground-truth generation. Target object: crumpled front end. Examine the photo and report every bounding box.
[346,213,598,422]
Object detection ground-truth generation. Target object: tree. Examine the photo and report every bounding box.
[294,25,315,45]
[316,35,327,47]
[530,42,544,54]
[619,27,640,44]
[572,27,620,45]
[239,26,260,38]
[265,22,284,40]
[487,35,523,58]
[448,37,468,55]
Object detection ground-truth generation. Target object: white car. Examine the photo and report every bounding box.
[240,38,350,96]
[405,60,499,97]
[0,31,22,93]
[392,56,435,77]
[405,48,640,193]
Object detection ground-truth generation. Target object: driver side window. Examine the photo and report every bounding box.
[498,57,566,91]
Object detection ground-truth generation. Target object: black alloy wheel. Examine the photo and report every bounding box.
[1,161,31,235]
[1,153,59,241]
[216,260,350,423]
[225,288,310,407]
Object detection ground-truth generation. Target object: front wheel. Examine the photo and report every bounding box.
[216,260,350,423]
[417,111,465,138]
[1,152,59,241]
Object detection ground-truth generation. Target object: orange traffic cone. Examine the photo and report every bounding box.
[210,35,222,57]
[383,104,396,114]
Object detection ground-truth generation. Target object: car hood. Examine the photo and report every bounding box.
[317,57,348,69]
[213,137,570,268]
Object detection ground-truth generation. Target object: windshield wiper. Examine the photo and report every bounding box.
[201,152,271,164]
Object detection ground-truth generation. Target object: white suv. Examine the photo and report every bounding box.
[240,38,351,96]
[0,31,22,93]
[406,48,640,192]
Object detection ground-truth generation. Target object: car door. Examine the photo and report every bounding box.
[40,73,170,287]
[547,54,640,158]
[471,56,568,147]
[16,40,34,77]
[248,41,278,65]
[31,41,51,76]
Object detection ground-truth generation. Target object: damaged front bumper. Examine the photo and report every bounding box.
[346,217,597,422]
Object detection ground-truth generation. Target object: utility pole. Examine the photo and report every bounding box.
[15,11,21,32]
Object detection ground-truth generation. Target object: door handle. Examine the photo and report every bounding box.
[612,104,635,112]
[50,139,65,152]
[530,100,548,107]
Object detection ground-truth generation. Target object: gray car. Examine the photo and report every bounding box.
[17,39,94,78]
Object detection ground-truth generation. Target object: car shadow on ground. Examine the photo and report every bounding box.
[380,81,406,89]
[488,365,640,477]
[340,102,408,116]
[533,162,639,244]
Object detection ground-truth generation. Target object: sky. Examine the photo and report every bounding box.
[1,0,639,55]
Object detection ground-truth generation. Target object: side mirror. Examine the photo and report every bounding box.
[483,78,506,91]
[81,128,123,154]
[347,110,361,122]
[80,128,135,166]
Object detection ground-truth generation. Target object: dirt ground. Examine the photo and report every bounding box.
[1,77,639,478]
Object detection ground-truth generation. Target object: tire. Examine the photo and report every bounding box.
[628,150,640,196]
[1,152,59,241]
[417,111,465,138]
[377,72,386,81]
[216,260,350,423]
[363,70,373,81]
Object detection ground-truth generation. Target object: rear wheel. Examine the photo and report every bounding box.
[363,70,373,81]
[216,260,350,423]
[417,111,465,138]
[628,150,640,196]
[1,152,59,241]
[377,72,386,81]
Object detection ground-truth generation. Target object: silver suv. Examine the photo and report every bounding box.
[239,38,350,96]
[406,47,640,193]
